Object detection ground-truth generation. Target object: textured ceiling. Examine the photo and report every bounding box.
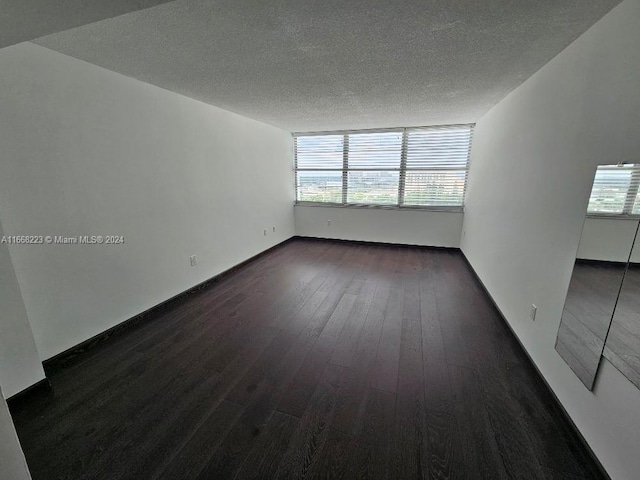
[0,0,175,49]
[32,0,621,132]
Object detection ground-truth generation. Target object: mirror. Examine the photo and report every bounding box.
[603,230,640,388]
[556,164,640,389]
[555,235,632,389]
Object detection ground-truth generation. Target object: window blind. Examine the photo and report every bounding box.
[404,126,472,207]
[347,131,403,205]
[588,164,640,215]
[294,124,474,209]
[295,135,344,203]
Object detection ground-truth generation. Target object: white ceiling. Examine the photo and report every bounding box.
[31,0,621,132]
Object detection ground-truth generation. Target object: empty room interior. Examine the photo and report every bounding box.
[2,1,640,479]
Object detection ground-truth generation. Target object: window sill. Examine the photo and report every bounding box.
[294,202,464,213]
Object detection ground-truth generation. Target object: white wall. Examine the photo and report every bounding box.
[0,43,295,362]
[577,217,639,262]
[0,386,31,480]
[461,1,640,479]
[0,220,45,398]
[295,205,463,247]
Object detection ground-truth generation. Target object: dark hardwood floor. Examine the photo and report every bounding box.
[604,264,640,389]
[10,238,605,479]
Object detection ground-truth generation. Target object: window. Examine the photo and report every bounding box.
[295,135,343,203]
[294,124,474,210]
[587,164,640,215]
[347,132,402,205]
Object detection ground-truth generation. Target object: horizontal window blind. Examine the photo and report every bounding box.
[294,124,474,209]
[405,127,472,169]
[588,164,640,215]
[347,132,403,169]
[404,126,472,207]
[295,135,344,170]
[295,135,344,203]
[346,131,402,205]
[348,171,400,204]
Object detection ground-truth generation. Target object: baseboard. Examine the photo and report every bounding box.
[42,237,296,376]
[460,252,611,480]
[294,235,461,251]
[7,378,52,409]
[576,258,627,267]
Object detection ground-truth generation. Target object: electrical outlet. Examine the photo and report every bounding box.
[190,255,197,267]
[272,226,276,233]
[327,219,332,226]
[263,229,267,236]
[530,304,537,321]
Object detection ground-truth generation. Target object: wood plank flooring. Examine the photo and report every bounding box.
[10,238,605,479]
[604,264,640,389]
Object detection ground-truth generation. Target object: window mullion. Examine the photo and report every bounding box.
[398,128,408,207]
[294,137,299,202]
[342,134,349,205]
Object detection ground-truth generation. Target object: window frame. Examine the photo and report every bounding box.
[293,124,474,212]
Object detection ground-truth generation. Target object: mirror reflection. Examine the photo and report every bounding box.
[555,240,630,389]
[556,164,640,390]
[604,232,640,388]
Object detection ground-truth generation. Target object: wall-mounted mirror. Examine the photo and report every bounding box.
[556,164,640,390]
